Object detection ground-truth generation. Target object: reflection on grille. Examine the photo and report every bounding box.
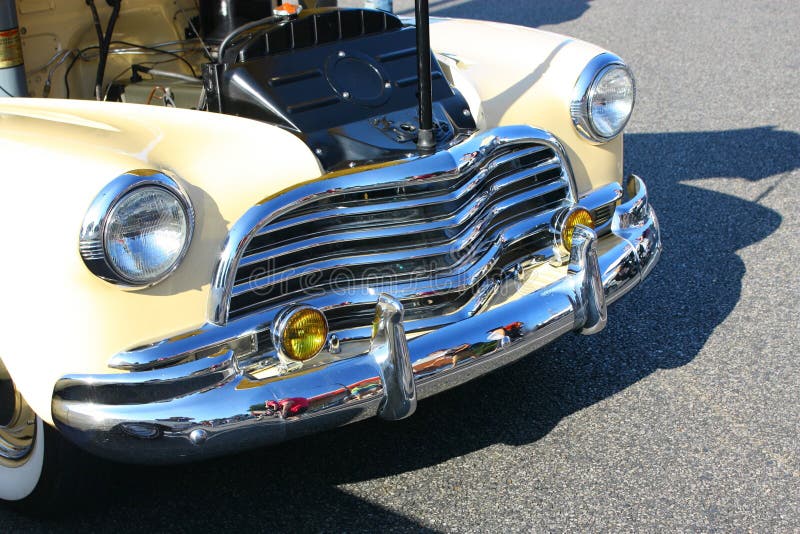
[211,127,578,331]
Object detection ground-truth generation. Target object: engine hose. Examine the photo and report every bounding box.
[90,0,121,100]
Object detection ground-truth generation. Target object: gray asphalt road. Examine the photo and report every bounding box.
[5,0,799,531]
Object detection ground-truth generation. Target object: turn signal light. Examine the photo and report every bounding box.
[275,306,328,362]
[561,207,595,250]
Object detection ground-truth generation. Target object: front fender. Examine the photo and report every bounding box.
[0,100,323,423]
[430,18,624,194]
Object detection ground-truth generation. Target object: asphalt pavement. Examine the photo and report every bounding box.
[4,0,799,531]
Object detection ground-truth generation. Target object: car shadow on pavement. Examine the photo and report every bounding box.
[12,126,795,531]
[398,0,593,27]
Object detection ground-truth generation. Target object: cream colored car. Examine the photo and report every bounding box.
[0,0,660,509]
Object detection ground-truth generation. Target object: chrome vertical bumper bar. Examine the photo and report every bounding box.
[571,225,608,335]
[52,175,660,464]
[372,294,417,421]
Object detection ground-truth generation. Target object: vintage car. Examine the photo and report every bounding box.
[0,0,660,508]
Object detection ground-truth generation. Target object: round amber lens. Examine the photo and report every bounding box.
[280,308,328,361]
[562,208,595,250]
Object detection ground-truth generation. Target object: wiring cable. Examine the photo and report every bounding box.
[112,41,197,77]
[103,40,204,56]
[27,40,199,93]
[175,2,212,60]
[65,41,197,98]
[26,49,71,76]
[217,15,280,65]
[43,50,76,97]
[102,55,195,101]
[64,44,98,98]
[0,84,14,97]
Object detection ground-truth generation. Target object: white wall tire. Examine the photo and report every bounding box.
[0,417,45,502]
[1,362,100,516]
[1,358,73,512]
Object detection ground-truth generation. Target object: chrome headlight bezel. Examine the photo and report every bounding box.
[570,53,636,143]
[79,170,195,289]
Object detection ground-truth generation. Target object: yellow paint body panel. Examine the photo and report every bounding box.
[2,4,628,424]
[0,100,323,422]
[430,19,623,193]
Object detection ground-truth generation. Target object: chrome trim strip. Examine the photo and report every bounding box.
[52,175,659,464]
[579,181,623,210]
[64,350,236,389]
[208,126,578,325]
[109,323,263,371]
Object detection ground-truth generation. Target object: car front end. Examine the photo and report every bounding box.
[1,2,660,473]
[52,124,660,462]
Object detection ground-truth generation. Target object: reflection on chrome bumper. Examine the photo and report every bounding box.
[52,175,661,464]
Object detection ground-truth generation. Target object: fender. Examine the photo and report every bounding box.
[429,18,624,194]
[0,100,323,423]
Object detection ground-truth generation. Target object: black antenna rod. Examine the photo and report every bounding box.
[415,0,436,153]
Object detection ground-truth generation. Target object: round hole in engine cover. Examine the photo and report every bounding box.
[325,51,392,107]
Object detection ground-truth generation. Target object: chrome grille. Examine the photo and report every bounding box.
[209,126,577,327]
[592,203,615,227]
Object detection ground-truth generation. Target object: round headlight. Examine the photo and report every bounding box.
[80,171,194,288]
[571,53,635,142]
[105,187,189,283]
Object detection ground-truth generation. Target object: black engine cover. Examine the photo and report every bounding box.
[204,8,476,170]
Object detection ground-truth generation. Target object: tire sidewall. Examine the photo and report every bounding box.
[0,417,44,501]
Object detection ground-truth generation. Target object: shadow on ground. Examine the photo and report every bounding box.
[10,126,793,531]
[398,0,592,27]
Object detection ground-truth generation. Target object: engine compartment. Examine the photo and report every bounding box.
[204,8,474,168]
[10,0,475,169]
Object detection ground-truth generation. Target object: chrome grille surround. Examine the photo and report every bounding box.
[208,126,578,336]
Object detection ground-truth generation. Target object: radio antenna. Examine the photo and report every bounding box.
[415,0,435,154]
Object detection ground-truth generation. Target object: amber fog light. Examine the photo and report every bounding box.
[561,207,595,250]
[273,306,329,362]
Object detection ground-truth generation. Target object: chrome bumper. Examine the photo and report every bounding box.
[52,175,660,464]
